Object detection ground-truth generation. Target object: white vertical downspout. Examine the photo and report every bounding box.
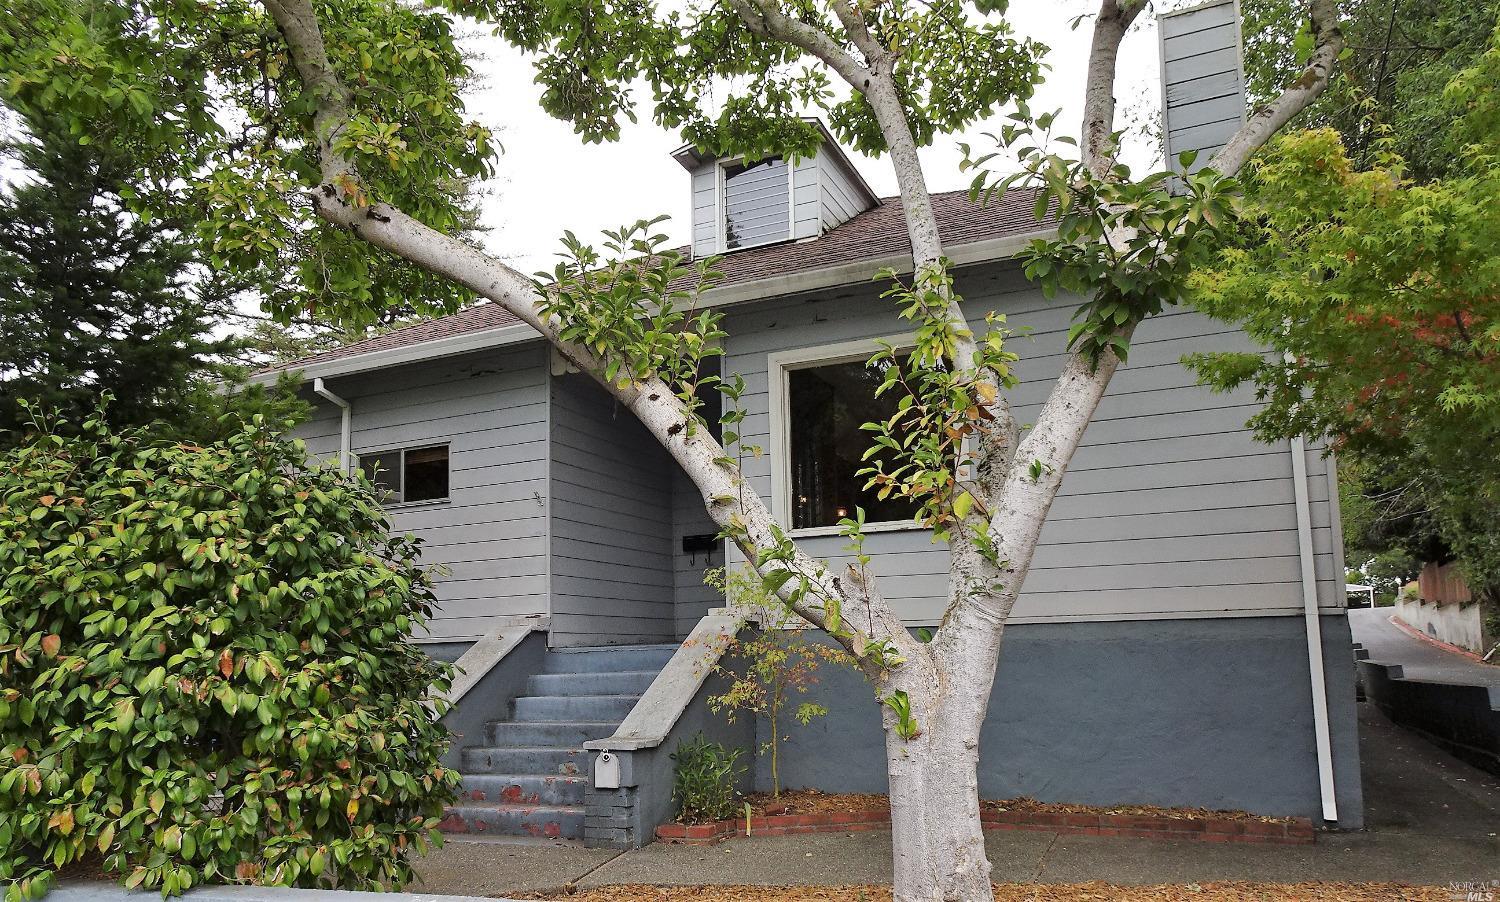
[1291,435,1338,823]
[312,378,352,475]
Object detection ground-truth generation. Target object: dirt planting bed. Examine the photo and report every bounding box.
[658,791,1313,846]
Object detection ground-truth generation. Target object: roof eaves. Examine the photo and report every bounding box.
[253,226,1056,385]
[247,321,540,385]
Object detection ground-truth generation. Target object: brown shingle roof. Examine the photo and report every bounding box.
[701,186,1041,288]
[263,303,523,374]
[263,187,1044,374]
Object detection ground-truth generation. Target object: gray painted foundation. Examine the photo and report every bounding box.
[756,614,1364,829]
[421,641,476,664]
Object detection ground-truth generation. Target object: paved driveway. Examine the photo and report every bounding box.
[1349,607,1500,688]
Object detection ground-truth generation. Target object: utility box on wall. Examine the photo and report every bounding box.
[594,750,621,790]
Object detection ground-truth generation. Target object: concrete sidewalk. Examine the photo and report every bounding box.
[1349,607,1500,688]
[410,703,1500,895]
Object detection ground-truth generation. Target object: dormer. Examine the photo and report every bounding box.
[673,119,879,258]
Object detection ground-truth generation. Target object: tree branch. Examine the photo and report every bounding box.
[1081,0,1146,178]
[1212,0,1344,176]
[724,0,871,86]
[723,0,1016,438]
[258,0,895,657]
[941,327,1135,645]
[261,0,355,187]
[828,0,886,68]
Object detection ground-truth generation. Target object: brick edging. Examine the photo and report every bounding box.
[656,808,1315,846]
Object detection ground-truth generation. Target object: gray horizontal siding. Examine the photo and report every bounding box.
[1160,0,1243,174]
[548,372,676,646]
[719,261,1341,625]
[792,155,820,240]
[290,344,551,642]
[672,466,724,637]
[818,146,871,230]
[691,162,718,258]
[688,144,868,254]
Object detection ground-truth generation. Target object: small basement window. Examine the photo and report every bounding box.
[358,444,450,504]
[785,356,918,530]
[723,157,790,250]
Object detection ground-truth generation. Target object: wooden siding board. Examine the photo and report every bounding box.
[1160,0,1237,39]
[793,156,821,239]
[548,372,676,646]
[1166,70,1242,106]
[1167,93,1249,130]
[720,264,1341,624]
[672,465,724,637]
[691,162,718,256]
[1164,46,1241,85]
[1163,22,1238,58]
[817,146,871,230]
[289,345,551,639]
[332,365,540,416]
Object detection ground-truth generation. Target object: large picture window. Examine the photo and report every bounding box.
[722,157,789,250]
[358,444,450,504]
[784,354,917,531]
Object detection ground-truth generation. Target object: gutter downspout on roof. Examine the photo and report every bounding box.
[1291,434,1338,823]
[312,378,352,475]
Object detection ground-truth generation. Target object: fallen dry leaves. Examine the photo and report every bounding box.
[517,883,1446,901]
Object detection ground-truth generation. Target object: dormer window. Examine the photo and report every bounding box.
[674,118,879,258]
[722,157,790,251]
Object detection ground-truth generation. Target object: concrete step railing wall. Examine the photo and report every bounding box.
[1357,658,1500,776]
[438,616,551,771]
[580,607,756,849]
[447,642,679,840]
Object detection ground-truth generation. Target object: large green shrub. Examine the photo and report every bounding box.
[0,409,458,898]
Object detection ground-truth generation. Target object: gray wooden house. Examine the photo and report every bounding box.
[253,0,1362,848]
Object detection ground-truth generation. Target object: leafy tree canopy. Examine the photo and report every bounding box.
[0,0,491,326]
[1242,0,1499,180]
[0,119,255,445]
[474,0,1044,160]
[0,0,1044,326]
[1187,28,1500,598]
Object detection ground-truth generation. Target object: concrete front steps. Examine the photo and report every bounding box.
[440,643,677,841]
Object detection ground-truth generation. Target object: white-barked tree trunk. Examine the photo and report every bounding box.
[262,0,1344,898]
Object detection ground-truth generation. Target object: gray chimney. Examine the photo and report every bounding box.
[1159,0,1246,174]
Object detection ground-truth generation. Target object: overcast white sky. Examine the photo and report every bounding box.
[463,1,1171,273]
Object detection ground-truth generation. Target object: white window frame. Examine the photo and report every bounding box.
[355,442,452,508]
[716,155,794,253]
[767,335,927,537]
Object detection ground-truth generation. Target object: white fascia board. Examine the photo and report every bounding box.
[254,228,1056,386]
